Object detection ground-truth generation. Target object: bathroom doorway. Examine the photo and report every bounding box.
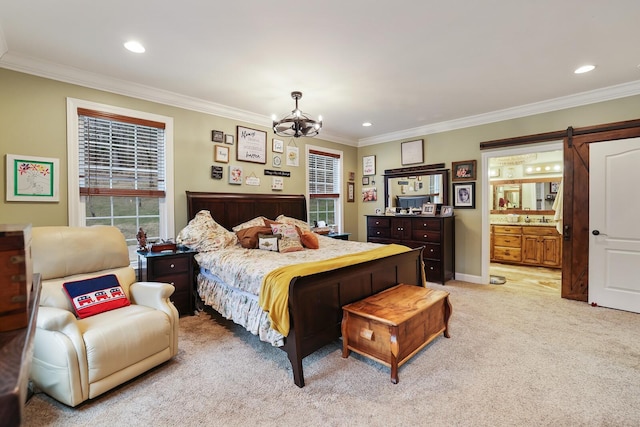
[481,141,564,289]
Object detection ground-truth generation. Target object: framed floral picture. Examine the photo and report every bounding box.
[6,154,60,202]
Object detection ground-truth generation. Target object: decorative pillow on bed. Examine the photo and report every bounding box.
[63,274,130,319]
[269,223,300,240]
[274,215,312,232]
[232,216,270,232]
[258,233,280,251]
[300,231,320,249]
[279,237,304,253]
[176,210,238,251]
[236,225,273,249]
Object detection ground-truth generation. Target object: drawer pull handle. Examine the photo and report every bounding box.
[430,249,434,253]
[170,264,175,268]
[423,234,428,238]
[359,328,374,340]
[429,266,434,270]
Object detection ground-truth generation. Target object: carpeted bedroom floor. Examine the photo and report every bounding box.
[24,278,640,427]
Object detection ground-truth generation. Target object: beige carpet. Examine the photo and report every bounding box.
[24,279,640,427]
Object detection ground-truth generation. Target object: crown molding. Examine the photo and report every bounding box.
[357,79,640,146]
[2,51,639,149]
[0,24,7,59]
[0,51,356,146]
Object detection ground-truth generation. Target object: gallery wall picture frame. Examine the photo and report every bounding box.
[211,130,224,143]
[452,159,477,181]
[347,181,355,202]
[362,176,370,186]
[214,145,229,163]
[422,203,436,216]
[6,154,60,202]
[225,134,235,145]
[453,182,475,209]
[349,171,355,182]
[440,206,454,217]
[362,155,376,175]
[272,138,284,153]
[236,125,267,164]
[229,165,243,185]
[401,139,424,166]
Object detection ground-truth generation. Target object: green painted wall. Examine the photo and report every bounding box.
[2,67,640,279]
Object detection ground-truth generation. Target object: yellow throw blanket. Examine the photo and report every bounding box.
[259,244,412,336]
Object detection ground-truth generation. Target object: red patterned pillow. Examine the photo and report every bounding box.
[63,274,130,318]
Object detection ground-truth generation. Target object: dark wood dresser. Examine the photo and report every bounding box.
[366,215,455,284]
[0,274,41,427]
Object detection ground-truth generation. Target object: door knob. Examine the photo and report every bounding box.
[592,230,607,236]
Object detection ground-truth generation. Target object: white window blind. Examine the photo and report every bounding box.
[308,149,340,198]
[77,108,166,197]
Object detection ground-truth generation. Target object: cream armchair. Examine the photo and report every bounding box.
[30,226,179,407]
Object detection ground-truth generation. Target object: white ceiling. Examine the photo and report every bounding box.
[1,1,640,146]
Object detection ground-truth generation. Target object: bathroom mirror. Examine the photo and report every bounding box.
[383,165,449,210]
[490,178,559,214]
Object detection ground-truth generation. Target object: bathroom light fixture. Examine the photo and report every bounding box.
[272,91,322,138]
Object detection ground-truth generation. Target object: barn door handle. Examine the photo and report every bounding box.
[563,225,571,241]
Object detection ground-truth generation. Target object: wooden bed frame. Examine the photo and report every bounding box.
[186,191,424,387]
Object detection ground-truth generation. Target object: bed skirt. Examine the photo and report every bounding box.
[197,269,285,347]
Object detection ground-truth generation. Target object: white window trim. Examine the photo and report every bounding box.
[66,97,175,239]
[305,144,343,230]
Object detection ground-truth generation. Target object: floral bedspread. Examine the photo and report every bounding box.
[196,235,383,346]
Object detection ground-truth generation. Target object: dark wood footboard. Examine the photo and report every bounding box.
[282,246,424,387]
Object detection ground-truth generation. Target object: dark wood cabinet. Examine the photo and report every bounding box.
[366,215,455,284]
[137,250,197,316]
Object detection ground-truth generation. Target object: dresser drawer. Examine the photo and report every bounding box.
[367,217,390,228]
[493,247,521,262]
[421,243,441,260]
[412,219,441,231]
[424,260,442,282]
[411,229,441,243]
[494,234,521,248]
[493,225,522,235]
[151,256,190,275]
[368,227,391,238]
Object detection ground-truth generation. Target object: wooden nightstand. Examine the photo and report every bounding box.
[137,249,197,316]
[327,232,351,240]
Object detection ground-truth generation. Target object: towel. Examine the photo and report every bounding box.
[552,181,563,234]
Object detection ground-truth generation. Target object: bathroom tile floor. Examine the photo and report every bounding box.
[489,262,561,291]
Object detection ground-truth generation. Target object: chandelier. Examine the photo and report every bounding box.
[272,91,322,138]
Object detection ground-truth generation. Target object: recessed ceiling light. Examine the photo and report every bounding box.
[362,122,372,127]
[574,64,595,74]
[124,41,145,53]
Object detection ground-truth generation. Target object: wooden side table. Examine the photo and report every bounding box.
[341,284,451,383]
[327,232,351,240]
[137,249,197,316]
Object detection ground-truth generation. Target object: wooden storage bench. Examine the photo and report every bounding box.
[341,284,452,383]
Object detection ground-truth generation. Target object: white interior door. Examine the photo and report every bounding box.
[589,137,640,313]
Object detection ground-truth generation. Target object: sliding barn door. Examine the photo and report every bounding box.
[562,121,640,302]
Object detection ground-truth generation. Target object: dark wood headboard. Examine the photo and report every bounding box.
[186,192,307,230]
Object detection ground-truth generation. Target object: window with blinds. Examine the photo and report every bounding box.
[308,148,342,228]
[76,108,167,245]
[77,108,166,197]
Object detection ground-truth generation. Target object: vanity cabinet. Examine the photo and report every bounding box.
[492,225,522,263]
[490,225,561,269]
[366,215,455,284]
[522,227,562,268]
